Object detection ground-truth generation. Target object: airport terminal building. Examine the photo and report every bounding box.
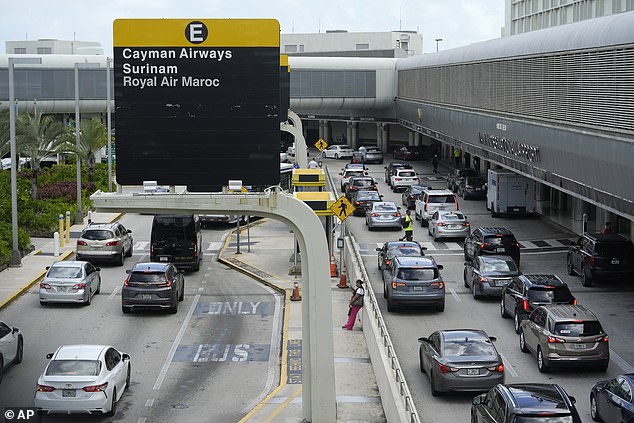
[1,12,633,238]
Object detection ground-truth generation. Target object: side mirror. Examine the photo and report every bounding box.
[127,229,132,233]
[95,267,101,272]
[472,394,486,405]
[375,248,382,252]
[46,266,50,270]
[569,396,576,404]
[489,336,497,342]
[437,265,444,270]
[421,247,428,251]
[125,269,132,274]
[46,353,54,359]
[122,353,131,361]
[418,337,429,343]
[12,327,19,334]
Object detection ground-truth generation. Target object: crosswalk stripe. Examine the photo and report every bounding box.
[134,241,149,250]
[206,241,223,251]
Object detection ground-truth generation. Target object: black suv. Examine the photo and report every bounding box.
[464,227,521,266]
[471,383,582,423]
[384,162,413,188]
[500,274,576,333]
[447,168,478,192]
[121,262,185,314]
[567,233,634,287]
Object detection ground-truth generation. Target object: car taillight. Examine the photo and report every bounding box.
[487,364,504,372]
[394,178,401,182]
[106,240,119,246]
[385,259,391,266]
[523,299,530,311]
[595,335,609,342]
[547,336,566,343]
[392,213,400,217]
[438,363,458,373]
[158,275,172,287]
[430,282,444,289]
[40,282,51,289]
[424,203,428,211]
[391,281,407,289]
[479,243,489,249]
[371,213,380,217]
[83,382,108,392]
[72,283,86,289]
[194,242,198,258]
[478,277,488,283]
[355,201,362,206]
[76,240,87,246]
[36,384,56,392]
[573,299,577,305]
[123,275,130,286]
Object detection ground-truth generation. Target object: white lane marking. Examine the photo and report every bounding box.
[204,273,210,278]
[137,418,147,423]
[500,354,519,378]
[134,241,149,250]
[198,287,204,292]
[193,344,204,362]
[206,241,223,251]
[108,285,122,300]
[153,294,200,391]
[202,280,207,284]
[610,349,634,373]
[448,287,462,303]
[144,399,154,407]
[242,285,283,412]
[520,241,539,249]
[444,242,462,250]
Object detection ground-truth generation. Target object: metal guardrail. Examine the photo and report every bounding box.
[349,231,421,423]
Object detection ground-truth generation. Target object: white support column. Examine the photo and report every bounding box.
[346,122,353,147]
[414,132,421,147]
[352,122,359,150]
[381,124,389,152]
[376,123,383,150]
[408,131,415,146]
[319,120,325,141]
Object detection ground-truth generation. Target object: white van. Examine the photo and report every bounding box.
[487,169,536,217]
[415,189,459,227]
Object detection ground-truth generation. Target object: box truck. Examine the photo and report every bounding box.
[487,169,536,217]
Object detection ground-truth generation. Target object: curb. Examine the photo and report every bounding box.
[0,249,74,311]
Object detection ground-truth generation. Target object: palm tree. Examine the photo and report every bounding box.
[64,118,107,184]
[0,109,10,158]
[15,113,71,199]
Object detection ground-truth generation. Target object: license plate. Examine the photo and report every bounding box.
[449,225,461,229]
[574,343,587,349]
[159,256,168,261]
[513,208,520,212]
[142,294,152,300]
[57,286,66,292]
[467,368,479,375]
[475,188,481,191]
[496,248,505,253]
[62,389,76,397]
[611,258,620,265]
[413,286,423,291]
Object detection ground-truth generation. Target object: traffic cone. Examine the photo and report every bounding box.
[337,266,348,289]
[330,254,338,277]
[290,280,302,301]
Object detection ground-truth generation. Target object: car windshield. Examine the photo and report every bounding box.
[443,338,497,358]
[428,195,455,204]
[528,287,574,303]
[481,259,518,272]
[595,244,634,257]
[82,230,114,241]
[46,360,101,376]
[485,235,517,245]
[554,321,603,336]
[396,268,437,280]
[129,272,167,283]
[514,417,573,423]
[47,267,82,279]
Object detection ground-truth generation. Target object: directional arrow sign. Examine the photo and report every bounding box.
[330,196,355,221]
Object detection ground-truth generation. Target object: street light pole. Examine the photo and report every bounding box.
[74,63,83,224]
[8,57,42,267]
[435,38,443,52]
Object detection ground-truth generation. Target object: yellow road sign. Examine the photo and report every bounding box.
[330,196,355,221]
[315,139,328,151]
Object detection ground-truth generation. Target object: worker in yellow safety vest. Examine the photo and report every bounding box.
[400,209,414,242]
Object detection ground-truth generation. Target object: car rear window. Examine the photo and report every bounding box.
[515,417,573,423]
[129,272,166,283]
[554,321,603,336]
[46,360,101,376]
[82,230,114,241]
[47,267,82,279]
[357,192,380,201]
[398,171,416,177]
[443,339,497,358]
[152,216,197,241]
[352,179,374,187]
[481,259,518,273]
[388,246,422,257]
[595,244,634,257]
[485,234,517,245]
[440,213,465,221]
[528,287,574,303]
[396,268,438,280]
[375,204,397,212]
[427,195,455,204]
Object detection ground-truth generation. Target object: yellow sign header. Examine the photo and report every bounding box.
[114,18,280,47]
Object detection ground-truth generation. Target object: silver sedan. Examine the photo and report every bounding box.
[428,211,470,241]
[39,261,101,306]
[365,201,402,231]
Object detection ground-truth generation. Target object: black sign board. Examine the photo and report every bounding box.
[113,19,281,188]
[280,55,290,123]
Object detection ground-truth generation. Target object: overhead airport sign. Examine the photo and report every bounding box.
[113,19,281,188]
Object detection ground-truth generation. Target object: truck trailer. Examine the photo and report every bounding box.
[487,169,537,217]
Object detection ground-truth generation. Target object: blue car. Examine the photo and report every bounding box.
[591,374,634,422]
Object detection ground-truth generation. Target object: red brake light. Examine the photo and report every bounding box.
[573,299,577,305]
[371,213,380,217]
[430,282,444,289]
[105,240,119,246]
[36,384,56,392]
[478,277,487,283]
[123,274,130,286]
[463,222,470,227]
[547,336,566,343]
[487,364,505,372]
[40,282,51,289]
[438,363,458,373]
[523,299,530,311]
[436,222,447,226]
[83,382,108,392]
[391,281,407,289]
[76,240,87,246]
[72,283,86,289]
[392,213,400,217]
[595,335,609,342]
[385,259,391,265]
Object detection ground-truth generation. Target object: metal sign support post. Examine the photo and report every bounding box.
[236,217,241,254]
[247,216,251,253]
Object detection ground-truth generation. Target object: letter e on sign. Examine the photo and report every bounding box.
[186,21,208,44]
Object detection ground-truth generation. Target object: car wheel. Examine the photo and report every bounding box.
[463,270,469,288]
[106,388,117,417]
[0,356,3,384]
[419,350,425,373]
[500,297,508,318]
[14,336,23,364]
[334,153,339,159]
[514,309,522,333]
[125,365,131,388]
[581,265,593,287]
[590,394,601,422]
[169,299,179,314]
[122,305,131,314]
[116,251,124,266]
[519,331,529,353]
[193,261,200,272]
[383,282,387,299]
[84,290,92,306]
[39,300,47,306]
[179,282,185,301]
[126,243,133,257]
[566,256,575,275]
[387,297,395,312]
[430,371,440,396]
[472,282,480,300]
[537,347,550,373]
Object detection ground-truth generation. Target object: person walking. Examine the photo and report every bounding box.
[399,209,413,241]
[342,279,365,330]
[602,222,612,234]
[432,154,439,174]
[453,148,461,167]
[308,157,319,169]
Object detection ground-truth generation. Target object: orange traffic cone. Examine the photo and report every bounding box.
[330,255,338,277]
[337,266,348,289]
[290,280,302,301]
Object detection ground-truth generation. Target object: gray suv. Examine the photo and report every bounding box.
[121,262,184,314]
[76,222,133,266]
[382,256,445,312]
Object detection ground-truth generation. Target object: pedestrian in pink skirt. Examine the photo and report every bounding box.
[343,279,365,330]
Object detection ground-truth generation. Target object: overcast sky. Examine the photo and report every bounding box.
[1,0,505,55]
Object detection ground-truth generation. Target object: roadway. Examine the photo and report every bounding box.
[0,214,283,422]
[324,156,634,422]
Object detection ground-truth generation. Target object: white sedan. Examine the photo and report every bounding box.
[0,321,23,383]
[35,344,131,416]
[321,145,354,159]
